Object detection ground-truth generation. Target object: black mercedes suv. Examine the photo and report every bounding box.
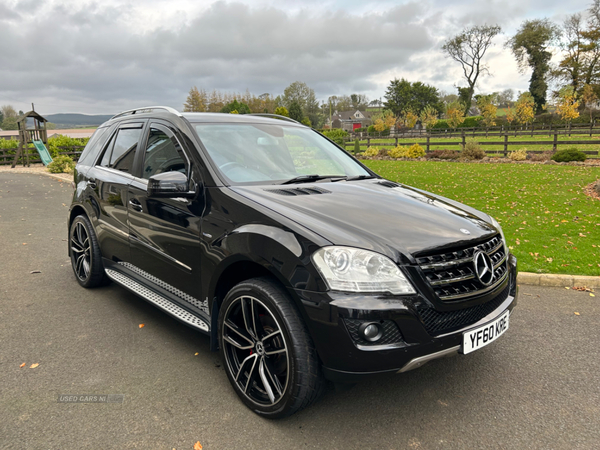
[68,106,517,418]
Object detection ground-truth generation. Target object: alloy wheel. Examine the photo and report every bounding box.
[71,222,91,281]
[222,295,289,406]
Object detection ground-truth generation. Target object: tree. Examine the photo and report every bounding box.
[220,99,251,114]
[442,24,502,115]
[350,94,369,109]
[497,88,515,107]
[383,78,443,117]
[419,105,439,129]
[300,117,312,127]
[398,110,419,129]
[555,86,580,124]
[183,87,207,112]
[445,101,466,129]
[288,100,304,122]
[282,81,322,128]
[582,83,598,121]
[1,105,17,120]
[476,95,498,128]
[505,105,516,128]
[507,19,560,113]
[372,110,396,132]
[514,92,536,126]
[274,106,289,117]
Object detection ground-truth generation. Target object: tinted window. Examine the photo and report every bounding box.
[142,126,187,179]
[77,126,110,166]
[99,127,141,173]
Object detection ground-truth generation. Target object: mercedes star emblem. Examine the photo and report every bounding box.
[473,250,494,286]
[460,228,471,235]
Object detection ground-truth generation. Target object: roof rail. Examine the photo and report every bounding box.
[246,113,301,124]
[110,106,181,120]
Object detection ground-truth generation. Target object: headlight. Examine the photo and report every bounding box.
[490,216,509,255]
[311,247,415,295]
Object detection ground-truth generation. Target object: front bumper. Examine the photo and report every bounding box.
[292,254,518,383]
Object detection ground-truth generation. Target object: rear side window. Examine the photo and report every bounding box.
[77,126,110,166]
[99,125,142,173]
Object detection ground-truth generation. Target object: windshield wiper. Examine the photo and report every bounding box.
[280,174,346,185]
[331,175,377,182]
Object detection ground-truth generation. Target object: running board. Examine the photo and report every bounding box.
[105,269,210,333]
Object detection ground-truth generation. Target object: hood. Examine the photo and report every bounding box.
[230,180,497,262]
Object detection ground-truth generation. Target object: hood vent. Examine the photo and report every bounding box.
[377,180,401,188]
[263,187,332,196]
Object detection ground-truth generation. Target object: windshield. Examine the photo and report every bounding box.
[192,123,370,184]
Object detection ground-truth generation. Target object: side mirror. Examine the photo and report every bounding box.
[147,171,196,198]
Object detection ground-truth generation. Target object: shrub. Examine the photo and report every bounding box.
[47,155,75,173]
[425,149,461,160]
[529,151,554,162]
[353,139,360,153]
[406,143,425,158]
[378,148,389,157]
[509,148,528,161]
[461,138,485,160]
[551,148,587,162]
[363,146,380,157]
[388,146,407,158]
[47,135,89,158]
[321,129,348,146]
[388,144,425,159]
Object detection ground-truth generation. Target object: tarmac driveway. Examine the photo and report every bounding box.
[1,172,599,449]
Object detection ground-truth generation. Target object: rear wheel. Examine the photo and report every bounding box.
[69,215,107,288]
[218,278,324,418]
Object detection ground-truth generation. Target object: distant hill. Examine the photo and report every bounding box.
[45,113,114,128]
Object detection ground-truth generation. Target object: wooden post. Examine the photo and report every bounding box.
[461,129,466,149]
[395,137,398,147]
[590,120,593,137]
[367,137,371,148]
[531,123,534,137]
[569,122,572,136]
[504,133,508,157]
[10,142,23,168]
[553,131,558,151]
[426,135,430,153]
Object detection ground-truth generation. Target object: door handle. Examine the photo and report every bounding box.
[129,199,143,212]
[88,178,97,189]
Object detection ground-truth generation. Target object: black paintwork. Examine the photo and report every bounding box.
[69,109,518,381]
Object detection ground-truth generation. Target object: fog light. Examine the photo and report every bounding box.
[359,322,383,342]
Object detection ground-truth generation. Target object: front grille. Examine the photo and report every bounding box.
[417,283,510,336]
[416,235,508,301]
[344,319,404,346]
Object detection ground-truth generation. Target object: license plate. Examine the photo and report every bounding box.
[462,310,510,355]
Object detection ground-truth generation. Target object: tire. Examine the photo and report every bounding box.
[69,215,107,288]
[218,277,325,419]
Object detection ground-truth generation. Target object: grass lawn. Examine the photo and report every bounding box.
[363,160,600,277]
[346,134,600,156]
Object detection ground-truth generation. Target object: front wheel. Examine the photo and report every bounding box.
[218,278,324,418]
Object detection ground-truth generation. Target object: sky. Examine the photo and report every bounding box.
[0,0,592,115]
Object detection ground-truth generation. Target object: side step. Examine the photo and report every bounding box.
[105,269,210,333]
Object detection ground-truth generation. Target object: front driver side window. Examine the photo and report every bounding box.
[143,126,188,179]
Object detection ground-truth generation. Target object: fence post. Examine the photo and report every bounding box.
[553,131,558,151]
[395,137,398,147]
[591,120,593,137]
[426,135,430,153]
[367,137,371,148]
[504,133,508,157]
[531,123,534,137]
[461,130,466,149]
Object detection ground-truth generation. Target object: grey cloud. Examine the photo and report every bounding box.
[0,0,437,113]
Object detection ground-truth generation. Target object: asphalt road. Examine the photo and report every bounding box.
[1,172,599,450]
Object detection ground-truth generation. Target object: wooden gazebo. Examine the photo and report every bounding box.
[11,109,49,168]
